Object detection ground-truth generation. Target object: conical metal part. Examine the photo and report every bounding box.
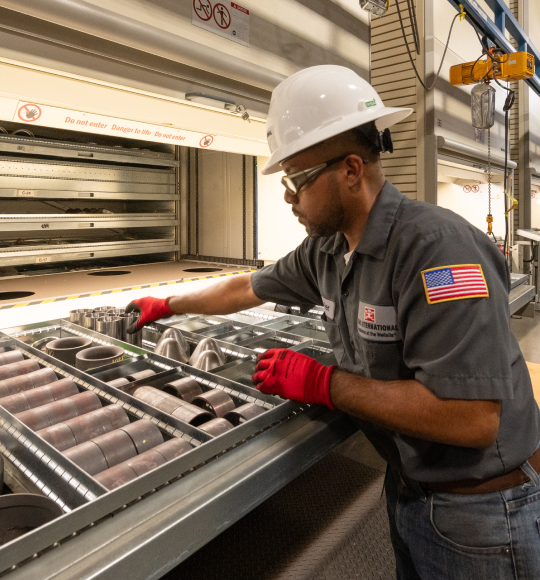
[189,338,226,366]
[160,328,189,355]
[154,338,189,363]
[190,350,223,371]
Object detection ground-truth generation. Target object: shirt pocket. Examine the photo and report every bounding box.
[360,339,414,381]
[321,313,345,366]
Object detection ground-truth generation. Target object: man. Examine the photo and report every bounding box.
[127,66,540,579]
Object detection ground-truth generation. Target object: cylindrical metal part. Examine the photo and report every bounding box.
[119,313,140,344]
[126,369,156,382]
[96,316,123,340]
[82,312,101,330]
[152,438,193,462]
[106,308,125,316]
[0,379,77,414]
[37,422,78,451]
[224,403,266,426]
[63,441,108,475]
[63,404,128,445]
[133,386,186,415]
[123,449,166,476]
[192,390,236,418]
[94,463,138,490]
[119,420,163,454]
[90,429,137,468]
[0,351,24,367]
[31,337,57,351]
[107,377,131,389]
[0,375,33,399]
[199,418,234,437]
[45,337,93,366]
[0,360,40,382]
[15,391,101,431]
[69,308,93,325]
[92,306,114,313]
[28,368,58,389]
[162,377,202,403]
[75,346,124,371]
[171,403,214,426]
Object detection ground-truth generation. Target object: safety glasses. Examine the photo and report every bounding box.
[281,153,366,195]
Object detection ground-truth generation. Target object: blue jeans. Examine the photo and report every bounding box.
[385,463,540,579]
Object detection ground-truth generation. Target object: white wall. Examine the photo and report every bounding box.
[437,180,506,238]
[256,156,306,262]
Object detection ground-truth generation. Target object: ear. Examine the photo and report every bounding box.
[343,154,364,189]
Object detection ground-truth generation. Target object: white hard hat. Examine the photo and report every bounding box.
[262,65,413,175]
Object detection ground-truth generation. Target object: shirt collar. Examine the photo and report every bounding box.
[320,181,404,259]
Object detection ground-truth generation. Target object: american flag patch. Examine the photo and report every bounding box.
[422,264,489,305]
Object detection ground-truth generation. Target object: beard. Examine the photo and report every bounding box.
[295,175,345,238]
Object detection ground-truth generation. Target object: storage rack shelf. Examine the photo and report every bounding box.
[0,213,178,231]
[0,238,178,267]
[0,308,355,579]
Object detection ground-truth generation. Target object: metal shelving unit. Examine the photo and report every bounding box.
[0,133,179,272]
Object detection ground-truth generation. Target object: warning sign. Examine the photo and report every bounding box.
[17,104,42,123]
[193,0,212,21]
[200,135,214,148]
[214,4,231,28]
[192,1,249,47]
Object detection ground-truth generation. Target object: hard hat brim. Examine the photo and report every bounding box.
[262,106,414,175]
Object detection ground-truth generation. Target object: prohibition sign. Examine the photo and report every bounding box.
[18,103,42,123]
[193,0,212,21]
[472,184,480,193]
[200,135,214,148]
[213,4,231,29]
[463,185,471,193]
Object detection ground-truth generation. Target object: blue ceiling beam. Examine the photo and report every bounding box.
[446,0,540,96]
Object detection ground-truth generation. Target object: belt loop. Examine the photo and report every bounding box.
[520,460,540,490]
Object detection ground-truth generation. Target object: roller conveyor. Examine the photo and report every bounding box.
[0,310,356,579]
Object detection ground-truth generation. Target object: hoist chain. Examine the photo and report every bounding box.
[488,128,492,216]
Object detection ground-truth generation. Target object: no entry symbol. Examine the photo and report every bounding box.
[194,0,212,21]
[213,4,231,28]
[18,103,42,123]
[200,135,214,148]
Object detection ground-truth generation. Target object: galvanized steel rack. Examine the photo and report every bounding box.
[0,311,355,579]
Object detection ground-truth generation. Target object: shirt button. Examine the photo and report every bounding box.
[342,291,349,297]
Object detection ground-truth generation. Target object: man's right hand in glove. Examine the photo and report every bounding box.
[125,297,174,333]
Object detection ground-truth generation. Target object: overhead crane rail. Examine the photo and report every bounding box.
[446,0,540,97]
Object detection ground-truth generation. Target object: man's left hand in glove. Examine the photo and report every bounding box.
[251,348,336,409]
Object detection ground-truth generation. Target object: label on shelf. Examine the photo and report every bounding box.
[35,256,52,264]
[17,189,36,197]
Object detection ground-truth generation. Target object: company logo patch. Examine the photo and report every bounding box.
[422,264,489,305]
[365,99,377,108]
[357,302,401,343]
[364,307,375,323]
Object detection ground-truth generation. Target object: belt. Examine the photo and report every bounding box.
[403,447,540,495]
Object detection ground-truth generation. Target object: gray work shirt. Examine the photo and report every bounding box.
[251,181,540,482]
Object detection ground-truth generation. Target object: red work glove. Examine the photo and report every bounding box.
[125,297,174,333]
[251,349,336,409]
